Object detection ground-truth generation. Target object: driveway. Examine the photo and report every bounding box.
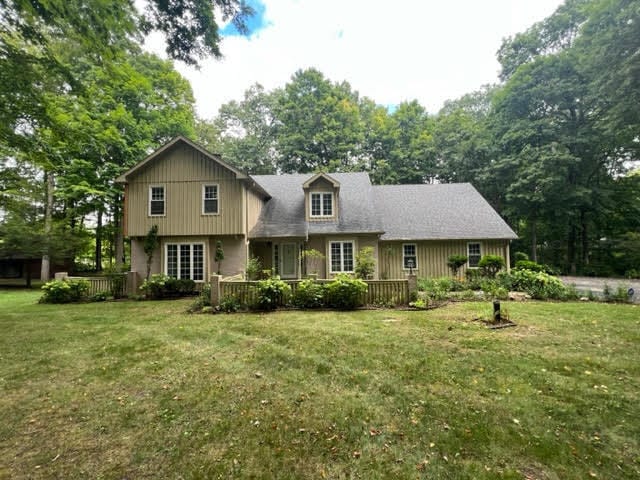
[560,276,640,303]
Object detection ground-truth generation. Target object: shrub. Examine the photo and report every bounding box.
[514,251,529,262]
[498,269,567,300]
[220,294,241,313]
[90,291,109,302]
[292,279,325,308]
[478,255,505,278]
[254,277,291,311]
[105,272,126,299]
[480,279,508,300]
[325,274,367,310]
[140,274,196,299]
[514,260,556,275]
[188,283,212,312]
[245,257,262,281]
[447,254,468,277]
[465,269,483,290]
[603,284,631,303]
[40,279,90,303]
[355,247,376,279]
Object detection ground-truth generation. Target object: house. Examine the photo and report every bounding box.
[116,136,517,283]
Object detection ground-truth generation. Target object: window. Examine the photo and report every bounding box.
[202,184,219,214]
[165,243,204,281]
[149,186,165,216]
[330,241,354,273]
[403,244,417,270]
[468,242,481,268]
[310,192,333,217]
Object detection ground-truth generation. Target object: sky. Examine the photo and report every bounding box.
[143,0,565,120]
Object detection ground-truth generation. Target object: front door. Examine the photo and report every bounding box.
[280,243,297,279]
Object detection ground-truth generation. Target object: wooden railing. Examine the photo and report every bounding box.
[67,274,128,297]
[219,278,409,307]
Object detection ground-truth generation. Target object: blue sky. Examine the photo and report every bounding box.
[144,0,565,120]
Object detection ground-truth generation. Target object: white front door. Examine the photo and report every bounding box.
[280,243,297,279]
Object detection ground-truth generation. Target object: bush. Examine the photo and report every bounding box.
[188,283,212,312]
[245,257,262,281]
[292,279,326,308]
[90,291,109,302]
[220,294,241,313]
[355,247,376,279]
[140,274,196,299]
[514,260,556,275]
[498,269,567,300]
[325,274,367,310]
[254,277,291,311]
[514,251,529,262]
[447,254,468,277]
[465,269,483,290]
[478,255,505,278]
[40,279,90,303]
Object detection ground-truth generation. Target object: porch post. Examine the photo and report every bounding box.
[210,274,222,306]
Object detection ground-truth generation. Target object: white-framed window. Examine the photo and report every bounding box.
[467,242,481,268]
[149,185,165,216]
[330,241,354,273]
[403,244,417,270]
[310,192,333,217]
[166,243,205,281]
[202,184,219,215]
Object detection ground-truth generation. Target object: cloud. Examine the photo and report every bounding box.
[147,0,565,120]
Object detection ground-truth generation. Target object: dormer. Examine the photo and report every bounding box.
[303,173,340,222]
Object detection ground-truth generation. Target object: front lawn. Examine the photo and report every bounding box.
[1,290,639,479]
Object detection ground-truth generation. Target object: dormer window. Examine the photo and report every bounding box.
[310,192,333,217]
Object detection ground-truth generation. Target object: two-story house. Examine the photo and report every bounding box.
[116,136,517,283]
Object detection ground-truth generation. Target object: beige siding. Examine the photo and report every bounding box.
[379,240,509,279]
[246,188,265,234]
[207,236,247,277]
[126,143,245,237]
[130,238,160,279]
[314,234,379,279]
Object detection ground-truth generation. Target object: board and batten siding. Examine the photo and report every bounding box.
[379,240,509,279]
[246,188,265,235]
[125,143,245,237]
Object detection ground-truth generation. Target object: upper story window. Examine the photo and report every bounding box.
[468,242,481,268]
[202,184,219,215]
[403,244,417,270]
[149,186,165,216]
[311,192,333,217]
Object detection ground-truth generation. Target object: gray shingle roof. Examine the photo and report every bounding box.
[249,172,383,238]
[373,183,517,240]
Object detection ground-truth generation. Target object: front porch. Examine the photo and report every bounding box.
[250,239,306,279]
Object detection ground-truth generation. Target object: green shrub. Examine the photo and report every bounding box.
[40,279,90,303]
[220,294,241,313]
[90,291,109,302]
[188,283,212,312]
[465,269,483,290]
[140,274,196,299]
[625,269,639,279]
[478,255,505,278]
[254,277,292,311]
[480,280,508,300]
[498,269,567,300]
[447,254,468,277]
[355,247,376,279]
[409,298,428,309]
[105,271,126,299]
[514,251,529,262]
[514,260,556,275]
[245,257,262,280]
[603,284,631,303]
[292,279,326,308]
[418,277,455,301]
[325,274,367,310]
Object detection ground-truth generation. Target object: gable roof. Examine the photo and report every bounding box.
[302,172,340,189]
[249,172,383,239]
[373,183,517,240]
[115,136,248,184]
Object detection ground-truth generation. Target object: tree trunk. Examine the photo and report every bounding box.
[530,217,537,263]
[114,197,125,270]
[581,210,589,267]
[567,225,577,275]
[95,210,103,272]
[26,260,32,288]
[40,171,54,281]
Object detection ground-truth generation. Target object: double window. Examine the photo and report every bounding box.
[403,244,417,270]
[166,243,204,281]
[310,192,333,217]
[468,242,481,268]
[202,184,219,215]
[149,186,165,216]
[330,241,354,273]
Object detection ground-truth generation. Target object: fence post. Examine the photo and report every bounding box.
[210,275,222,306]
[406,274,417,303]
[126,271,139,296]
[54,272,68,281]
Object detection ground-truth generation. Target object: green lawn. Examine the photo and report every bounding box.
[1,290,639,479]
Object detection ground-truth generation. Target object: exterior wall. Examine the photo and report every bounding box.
[125,143,245,237]
[378,239,510,279]
[250,241,272,273]
[307,234,380,279]
[246,188,265,234]
[207,236,247,277]
[131,237,161,279]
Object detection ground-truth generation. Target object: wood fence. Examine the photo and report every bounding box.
[67,274,128,297]
[219,278,410,307]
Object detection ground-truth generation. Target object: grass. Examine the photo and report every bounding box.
[1,290,639,479]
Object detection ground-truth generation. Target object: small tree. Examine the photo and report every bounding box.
[215,240,225,274]
[355,247,376,279]
[143,225,159,280]
[478,255,506,278]
[447,254,468,277]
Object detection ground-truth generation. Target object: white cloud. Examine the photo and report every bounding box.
[144,0,564,119]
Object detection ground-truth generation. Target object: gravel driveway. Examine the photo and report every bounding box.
[560,276,640,303]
